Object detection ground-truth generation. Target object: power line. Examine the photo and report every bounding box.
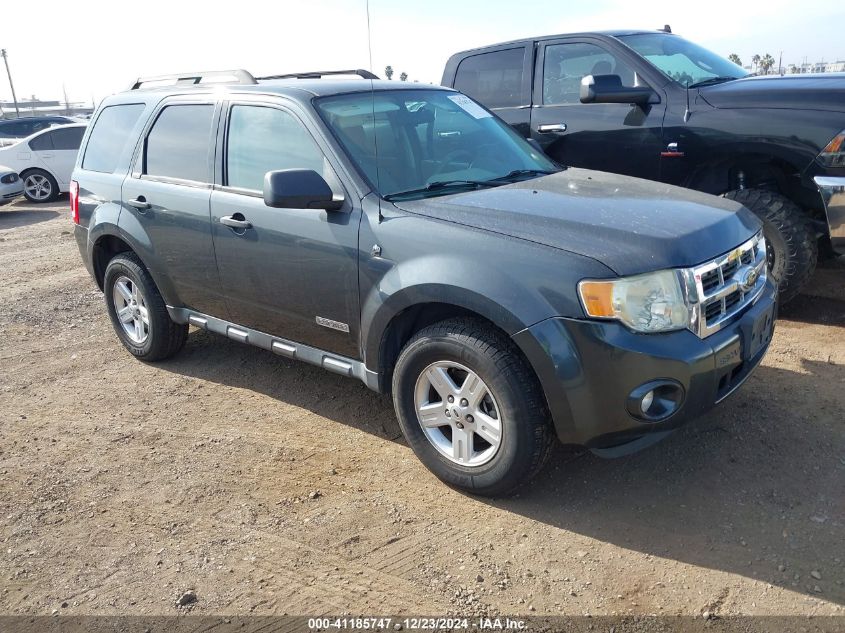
[365,0,373,73]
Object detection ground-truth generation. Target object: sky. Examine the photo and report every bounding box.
[0,0,843,107]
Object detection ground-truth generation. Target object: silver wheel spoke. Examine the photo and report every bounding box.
[452,426,474,463]
[458,371,486,410]
[117,306,134,323]
[426,366,459,399]
[418,402,449,428]
[134,318,144,341]
[138,305,149,325]
[115,281,132,303]
[474,411,501,447]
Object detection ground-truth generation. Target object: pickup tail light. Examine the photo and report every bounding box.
[70,180,79,224]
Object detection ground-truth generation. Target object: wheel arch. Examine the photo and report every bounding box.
[91,233,136,290]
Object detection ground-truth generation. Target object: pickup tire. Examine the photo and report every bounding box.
[723,189,817,303]
[104,252,188,361]
[391,318,554,496]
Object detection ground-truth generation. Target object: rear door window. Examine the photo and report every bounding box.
[82,104,145,173]
[453,48,526,109]
[144,104,214,183]
[51,127,85,150]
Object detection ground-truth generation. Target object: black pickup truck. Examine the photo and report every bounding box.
[442,29,845,302]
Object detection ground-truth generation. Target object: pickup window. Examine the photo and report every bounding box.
[453,47,525,109]
[543,42,636,105]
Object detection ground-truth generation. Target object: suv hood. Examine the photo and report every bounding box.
[699,74,845,112]
[392,169,760,276]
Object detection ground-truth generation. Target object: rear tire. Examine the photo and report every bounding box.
[723,189,817,303]
[22,169,59,203]
[391,318,554,496]
[104,252,188,361]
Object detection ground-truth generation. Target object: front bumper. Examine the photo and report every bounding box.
[0,181,24,205]
[513,279,777,452]
[814,175,845,249]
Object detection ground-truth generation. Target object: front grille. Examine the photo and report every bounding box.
[690,233,767,338]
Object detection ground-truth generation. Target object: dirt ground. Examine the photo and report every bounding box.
[0,197,843,619]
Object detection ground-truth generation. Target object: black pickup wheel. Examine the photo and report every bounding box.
[723,189,817,303]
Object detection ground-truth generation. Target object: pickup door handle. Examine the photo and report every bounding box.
[220,214,252,230]
[537,123,567,134]
[127,197,150,210]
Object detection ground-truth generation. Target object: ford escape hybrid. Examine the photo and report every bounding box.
[72,69,776,495]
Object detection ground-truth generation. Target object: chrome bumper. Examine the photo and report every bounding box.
[814,176,845,249]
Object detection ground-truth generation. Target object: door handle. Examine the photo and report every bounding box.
[127,196,150,210]
[537,123,567,134]
[220,214,252,230]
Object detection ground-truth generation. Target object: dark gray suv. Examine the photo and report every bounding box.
[71,69,776,495]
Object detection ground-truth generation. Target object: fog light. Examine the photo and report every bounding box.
[640,390,655,414]
[627,380,685,422]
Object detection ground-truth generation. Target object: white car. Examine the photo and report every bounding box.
[0,123,86,203]
[0,165,24,205]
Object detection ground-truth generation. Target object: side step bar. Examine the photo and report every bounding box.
[167,306,380,391]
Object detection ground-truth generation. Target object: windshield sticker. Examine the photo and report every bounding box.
[447,95,492,119]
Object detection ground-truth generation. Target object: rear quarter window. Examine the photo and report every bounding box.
[28,132,54,152]
[82,104,146,173]
[51,127,86,150]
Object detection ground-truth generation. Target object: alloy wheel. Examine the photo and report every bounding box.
[24,174,52,201]
[413,360,503,467]
[112,276,149,344]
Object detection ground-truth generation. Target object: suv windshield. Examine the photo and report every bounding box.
[619,33,749,87]
[316,89,557,200]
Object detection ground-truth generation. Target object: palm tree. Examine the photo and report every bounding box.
[399,72,408,82]
[728,53,742,66]
[384,65,394,80]
[751,54,761,72]
[760,54,776,74]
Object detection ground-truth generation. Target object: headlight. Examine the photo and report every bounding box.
[817,130,845,168]
[578,270,690,333]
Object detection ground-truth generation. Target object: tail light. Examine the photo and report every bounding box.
[70,180,79,224]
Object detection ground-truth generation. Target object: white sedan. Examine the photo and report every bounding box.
[0,123,86,203]
[0,165,24,205]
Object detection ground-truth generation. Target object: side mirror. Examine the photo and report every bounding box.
[580,74,658,107]
[263,169,344,211]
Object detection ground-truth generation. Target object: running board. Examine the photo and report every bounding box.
[167,306,380,391]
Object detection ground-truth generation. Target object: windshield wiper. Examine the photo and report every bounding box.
[482,169,558,183]
[687,76,739,88]
[383,180,496,201]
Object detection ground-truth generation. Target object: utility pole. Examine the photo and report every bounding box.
[1,49,20,118]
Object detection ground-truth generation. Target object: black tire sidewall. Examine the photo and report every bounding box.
[392,331,540,495]
[23,169,59,203]
[103,256,158,358]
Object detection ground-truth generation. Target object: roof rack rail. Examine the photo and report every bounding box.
[255,69,379,81]
[129,69,257,90]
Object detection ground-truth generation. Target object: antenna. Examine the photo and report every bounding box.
[365,0,374,73]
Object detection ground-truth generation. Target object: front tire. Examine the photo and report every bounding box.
[723,189,817,303]
[104,252,188,361]
[23,169,59,203]
[391,318,554,496]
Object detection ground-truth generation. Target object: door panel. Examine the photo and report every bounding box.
[530,38,665,179]
[37,149,77,185]
[121,101,226,317]
[210,103,361,358]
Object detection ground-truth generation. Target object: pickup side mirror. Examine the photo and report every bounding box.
[263,169,344,211]
[580,74,658,107]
